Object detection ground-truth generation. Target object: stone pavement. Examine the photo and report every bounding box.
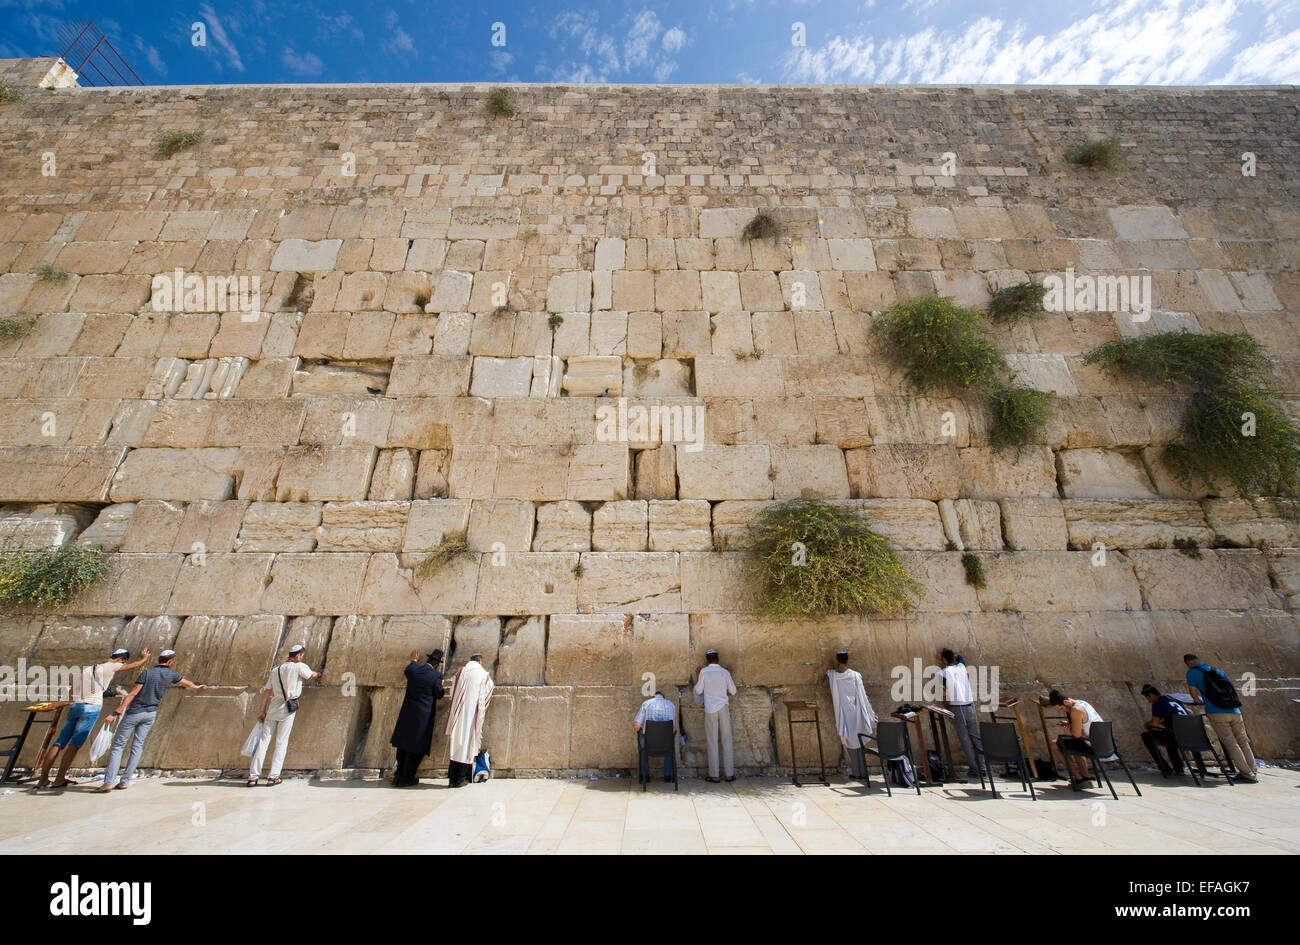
[1,766,1297,854]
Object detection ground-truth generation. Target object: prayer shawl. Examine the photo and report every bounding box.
[827,668,877,751]
[445,660,494,765]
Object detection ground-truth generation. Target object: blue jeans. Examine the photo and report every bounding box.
[54,702,100,749]
[102,709,157,787]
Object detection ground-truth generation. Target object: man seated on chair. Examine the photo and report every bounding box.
[1139,684,1188,777]
[633,690,676,782]
[1042,689,1104,791]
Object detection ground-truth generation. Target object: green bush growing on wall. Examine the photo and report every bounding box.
[155,130,201,159]
[988,385,1054,452]
[413,532,476,585]
[988,282,1046,323]
[0,542,109,607]
[960,552,986,588]
[1084,331,1300,497]
[485,87,518,118]
[1065,137,1122,171]
[748,499,922,617]
[0,316,37,340]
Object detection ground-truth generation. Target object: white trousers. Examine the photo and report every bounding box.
[704,706,734,778]
[249,713,297,779]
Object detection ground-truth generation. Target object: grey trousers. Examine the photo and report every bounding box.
[703,706,734,778]
[844,745,869,779]
[949,703,987,774]
[103,709,157,787]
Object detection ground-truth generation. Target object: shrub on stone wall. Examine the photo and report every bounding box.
[872,294,1053,450]
[960,552,986,588]
[0,79,20,104]
[748,499,922,617]
[155,130,201,159]
[32,264,68,283]
[988,281,1046,323]
[0,315,36,340]
[1084,331,1300,497]
[1065,137,1122,171]
[741,212,782,240]
[485,87,518,118]
[0,541,109,607]
[413,532,476,585]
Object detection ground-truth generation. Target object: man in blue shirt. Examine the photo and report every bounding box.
[1139,684,1187,776]
[633,690,677,782]
[1184,654,1257,783]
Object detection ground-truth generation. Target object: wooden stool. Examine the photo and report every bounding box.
[784,700,828,786]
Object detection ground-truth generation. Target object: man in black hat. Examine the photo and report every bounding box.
[390,648,445,787]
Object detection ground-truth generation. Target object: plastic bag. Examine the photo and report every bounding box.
[240,723,263,757]
[88,721,114,764]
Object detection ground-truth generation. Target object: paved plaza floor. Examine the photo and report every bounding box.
[2,766,1297,855]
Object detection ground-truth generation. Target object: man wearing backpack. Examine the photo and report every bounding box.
[1184,654,1257,783]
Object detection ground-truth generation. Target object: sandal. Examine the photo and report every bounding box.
[267,777,282,786]
[705,777,721,783]
[93,786,113,794]
[113,783,127,790]
[51,778,78,788]
[724,776,736,782]
[247,778,258,787]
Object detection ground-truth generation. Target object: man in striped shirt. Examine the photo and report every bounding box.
[634,691,677,782]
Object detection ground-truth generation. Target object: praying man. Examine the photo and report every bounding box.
[826,650,877,779]
[445,653,494,788]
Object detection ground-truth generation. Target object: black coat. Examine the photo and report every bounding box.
[390,662,444,755]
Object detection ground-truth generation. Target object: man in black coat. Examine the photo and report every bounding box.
[390,649,445,787]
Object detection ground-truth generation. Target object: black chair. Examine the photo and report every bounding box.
[1171,714,1234,787]
[978,722,1036,800]
[0,734,20,783]
[1058,721,1141,799]
[861,721,920,796]
[637,720,677,791]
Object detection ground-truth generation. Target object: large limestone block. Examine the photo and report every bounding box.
[1056,448,1157,498]
[533,500,591,551]
[467,498,535,551]
[634,446,677,500]
[676,445,772,500]
[1128,549,1280,610]
[172,499,247,554]
[710,501,773,550]
[317,500,408,551]
[971,550,1143,612]
[694,355,779,397]
[109,448,239,501]
[592,500,648,551]
[566,444,629,501]
[378,552,477,614]
[261,553,369,614]
[474,552,579,614]
[235,502,321,552]
[448,445,498,499]
[386,355,471,397]
[275,446,376,502]
[113,501,182,553]
[999,497,1068,550]
[270,238,342,271]
[680,552,756,612]
[470,356,534,397]
[854,498,947,550]
[1062,499,1213,549]
[370,449,416,500]
[173,614,284,688]
[448,617,502,675]
[1107,206,1188,240]
[429,270,473,311]
[944,497,1004,550]
[562,355,622,396]
[958,446,1057,499]
[76,503,135,552]
[325,614,450,686]
[577,552,682,612]
[545,614,635,685]
[771,445,850,499]
[547,271,592,312]
[655,270,702,311]
[25,619,127,672]
[648,499,712,551]
[1203,498,1300,549]
[661,310,711,358]
[842,444,956,501]
[813,397,874,449]
[493,446,569,501]
[0,508,82,548]
[168,554,273,615]
[486,686,572,771]
[622,360,692,398]
[0,446,126,501]
[498,616,547,686]
[569,688,643,768]
[19,553,178,617]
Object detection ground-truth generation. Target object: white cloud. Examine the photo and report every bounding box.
[281,46,324,77]
[736,71,762,84]
[382,10,415,58]
[198,2,244,72]
[1216,27,1300,82]
[489,49,514,75]
[663,27,687,53]
[782,0,1257,85]
[547,7,687,82]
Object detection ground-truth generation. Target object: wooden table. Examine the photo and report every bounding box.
[2,701,71,783]
[889,707,956,786]
[783,700,828,786]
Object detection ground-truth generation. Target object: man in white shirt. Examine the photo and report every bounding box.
[826,650,877,779]
[248,644,320,786]
[633,690,678,782]
[36,646,150,791]
[938,648,987,781]
[692,649,737,783]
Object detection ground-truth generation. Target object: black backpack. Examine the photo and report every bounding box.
[1198,665,1242,710]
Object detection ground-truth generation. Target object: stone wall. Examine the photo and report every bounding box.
[1,62,1297,775]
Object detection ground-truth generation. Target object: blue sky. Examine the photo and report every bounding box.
[2,0,1298,85]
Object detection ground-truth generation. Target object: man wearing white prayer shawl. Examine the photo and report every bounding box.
[826,651,877,779]
[445,654,494,787]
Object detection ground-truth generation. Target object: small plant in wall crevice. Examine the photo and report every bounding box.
[741,212,782,241]
[988,281,1046,323]
[485,87,518,118]
[414,531,476,585]
[1064,137,1122,171]
[155,130,201,159]
[747,499,923,618]
[0,541,110,607]
[960,552,986,588]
